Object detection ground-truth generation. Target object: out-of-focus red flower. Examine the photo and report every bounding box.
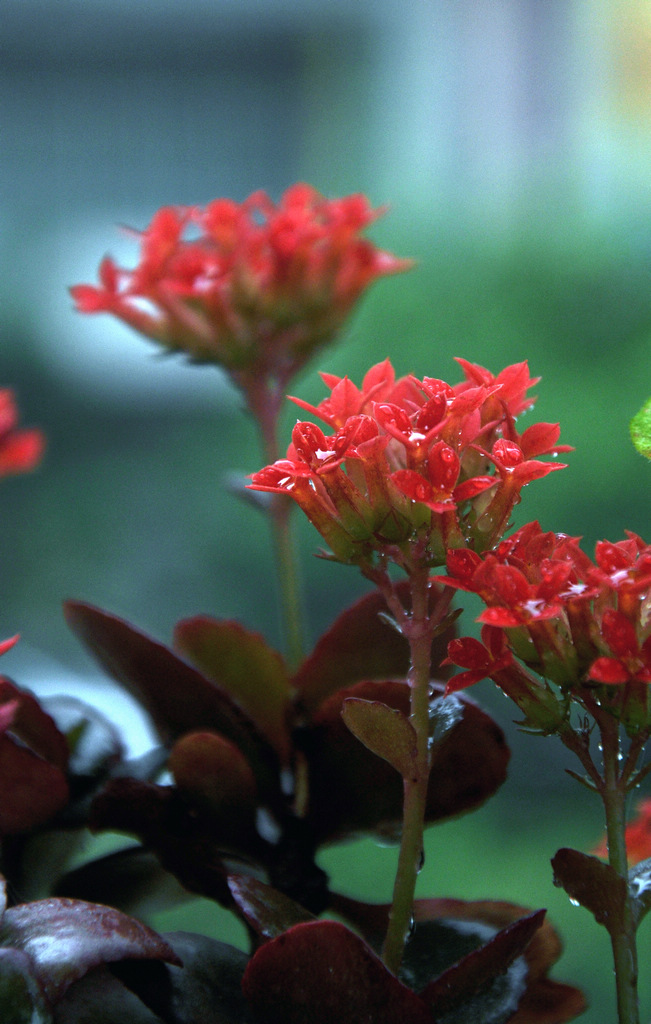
[0,391,44,477]
[249,360,567,568]
[70,185,411,401]
[594,798,651,865]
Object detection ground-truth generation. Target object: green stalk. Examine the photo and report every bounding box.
[600,712,640,1024]
[246,377,306,670]
[382,566,433,975]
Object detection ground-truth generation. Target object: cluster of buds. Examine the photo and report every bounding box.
[443,521,651,735]
[70,185,410,406]
[249,359,570,570]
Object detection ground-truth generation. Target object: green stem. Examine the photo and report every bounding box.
[600,712,640,1024]
[382,567,433,975]
[247,378,306,670]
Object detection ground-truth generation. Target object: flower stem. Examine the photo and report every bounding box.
[600,712,640,1024]
[246,377,306,670]
[382,567,433,976]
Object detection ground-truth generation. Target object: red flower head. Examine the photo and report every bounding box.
[71,185,412,407]
[443,521,651,733]
[0,391,44,478]
[250,361,568,570]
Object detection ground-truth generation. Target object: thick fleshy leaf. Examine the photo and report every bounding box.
[110,931,253,1024]
[551,847,627,934]
[53,964,159,1024]
[173,617,292,762]
[302,680,509,842]
[89,778,265,906]
[0,947,52,1023]
[419,909,545,1020]
[0,898,180,1005]
[0,678,69,770]
[333,894,586,1024]
[64,602,281,801]
[55,847,190,917]
[292,582,454,715]
[227,873,315,940]
[341,698,417,777]
[169,731,258,813]
[242,920,432,1024]
[0,733,69,834]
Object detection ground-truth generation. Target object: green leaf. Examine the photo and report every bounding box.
[551,847,627,934]
[341,698,417,777]
[173,616,291,762]
[630,395,651,459]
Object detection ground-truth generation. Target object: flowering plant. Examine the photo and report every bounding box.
[1,183,650,1022]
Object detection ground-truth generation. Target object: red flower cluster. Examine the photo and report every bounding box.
[444,522,651,733]
[249,360,569,568]
[70,185,410,392]
[0,391,44,478]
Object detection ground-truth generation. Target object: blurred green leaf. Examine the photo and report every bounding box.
[630,396,651,460]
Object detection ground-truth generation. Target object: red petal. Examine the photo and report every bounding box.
[588,657,630,684]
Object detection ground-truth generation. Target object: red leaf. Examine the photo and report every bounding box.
[64,601,281,800]
[293,581,454,716]
[242,920,431,1024]
[0,733,69,834]
[0,898,180,1005]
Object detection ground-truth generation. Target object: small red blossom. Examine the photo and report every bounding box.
[71,186,412,400]
[444,627,513,693]
[588,609,651,685]
[0,391,44,478]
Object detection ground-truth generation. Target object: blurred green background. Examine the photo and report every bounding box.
[3,1,651,1019]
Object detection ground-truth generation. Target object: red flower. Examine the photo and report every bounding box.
[444,627,513,693]
[588,609,651,685]
[0,391,44,478]
[71,186,412,399]
[250,361,568,567]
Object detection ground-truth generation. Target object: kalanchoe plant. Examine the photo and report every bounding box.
[13,180,651,1020]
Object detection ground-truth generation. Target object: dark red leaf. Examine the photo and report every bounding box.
[302,680,509,843]
[242,920,432,1024]
[0,678,69,770]
[0,898,180,1005]
[292,581,454,716]
[173,617,292,763]
[421,908,545,1011]
[227,873,315,940]
[0,733,69,835]
[64,602,281,801]
[333,895,586,1024]
[110,931,254,1024]
[551,847,627,934]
